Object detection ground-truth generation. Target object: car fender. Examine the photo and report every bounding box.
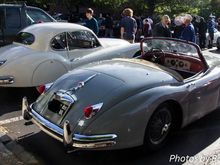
[0,52,68,87]
[75,85,186,150]
[32,59,68,86]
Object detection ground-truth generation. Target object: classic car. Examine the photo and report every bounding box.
[0,22,140,88]
[22,37,220,152]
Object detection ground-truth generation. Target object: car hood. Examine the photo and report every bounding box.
[99,38,130,47]
[0,44,36,62]
[32,58,178,130]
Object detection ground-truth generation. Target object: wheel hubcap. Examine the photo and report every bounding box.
[161,123,171,135]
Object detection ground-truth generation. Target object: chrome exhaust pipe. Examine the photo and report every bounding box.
[22,97,32,120]
[63,120,73,151]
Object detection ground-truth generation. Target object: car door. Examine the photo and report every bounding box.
[185,69,220,120]
[66,30,102,64]
[4,7,25,44]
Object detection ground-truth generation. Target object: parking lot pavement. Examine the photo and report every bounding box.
[1,48,220,164]
[0,125,24,165]
[1,107,220,165]
[0,88,39,164]
[203,48,220,58]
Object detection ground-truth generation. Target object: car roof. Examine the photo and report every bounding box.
[0,4,42,9]
[23,22,90,35]
[0,4,25,7]
[18,22,92,51]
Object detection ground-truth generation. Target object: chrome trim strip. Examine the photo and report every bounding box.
[72,141,116,149]
[0,75,14,84]
[73,134,117,142]
[28,104,117,149]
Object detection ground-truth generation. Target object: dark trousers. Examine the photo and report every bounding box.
[199,34,206,49]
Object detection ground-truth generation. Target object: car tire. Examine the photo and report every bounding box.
[144,104,173,151]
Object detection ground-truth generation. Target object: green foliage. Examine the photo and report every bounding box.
[1,0,220,18]
[210,0,220,16]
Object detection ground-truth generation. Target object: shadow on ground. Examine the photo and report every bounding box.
[209,49,220,54]
[0,88,39,116]
[17,108,220,165]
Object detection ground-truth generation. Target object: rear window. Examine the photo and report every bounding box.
[14,32,35,45]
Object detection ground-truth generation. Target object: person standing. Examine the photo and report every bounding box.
[143,19,150,37]
[153,15,172,37]
[134,15,143,42]
[207,14,216,48]
[198,17,207,49]
[173,15,185,39]
[180,14,196,43]
[120,8,137,43]
[85,8,99,35]
[104,14,114,38]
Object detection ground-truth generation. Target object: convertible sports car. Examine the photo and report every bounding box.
[22,37,220,152]
[0,22,140,87]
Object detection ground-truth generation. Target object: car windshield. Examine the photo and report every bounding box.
[26,8,54,24]
[142,38,199,58]
[14,32,35,45]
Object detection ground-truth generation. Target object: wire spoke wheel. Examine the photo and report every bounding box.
[145,106,173,150]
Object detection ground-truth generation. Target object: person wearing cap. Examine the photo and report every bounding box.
[153,15,172,37]
[85,8,99,35]
[120,8,137,43]
[180,14,196,43]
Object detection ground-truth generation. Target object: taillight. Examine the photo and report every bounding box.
[36,83,53,94]
[37,85,45,94]
[83,103,103,119]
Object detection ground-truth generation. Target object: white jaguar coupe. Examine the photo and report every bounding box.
[0,22,140,88]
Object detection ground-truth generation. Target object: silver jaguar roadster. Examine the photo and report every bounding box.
[22,37,220,152]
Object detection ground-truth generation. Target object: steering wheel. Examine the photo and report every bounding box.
[149,48,165,64]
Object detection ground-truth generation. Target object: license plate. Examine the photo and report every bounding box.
[48,99,69,116]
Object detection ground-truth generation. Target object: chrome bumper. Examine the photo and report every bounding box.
[22,97,117,150]
[0,75,14,84]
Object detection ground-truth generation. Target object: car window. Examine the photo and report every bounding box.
[67,30,100,50]
[26,8,53,24]
[51,32,67,50]
[143,39,199,58]
[0,9,4,29]
[14,32,35,45]
[5,8,21,28]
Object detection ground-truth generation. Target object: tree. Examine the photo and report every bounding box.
[210,0,220,17]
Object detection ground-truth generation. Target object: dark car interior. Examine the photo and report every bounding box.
[140,39,205,80]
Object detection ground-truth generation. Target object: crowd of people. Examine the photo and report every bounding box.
[83,7,219,49]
